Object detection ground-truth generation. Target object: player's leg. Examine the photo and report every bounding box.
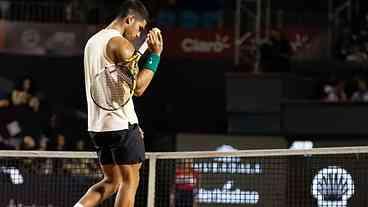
[114,163,142,207]
[74,131,124,207]
[112,124,145,207]
[75,163,122,207]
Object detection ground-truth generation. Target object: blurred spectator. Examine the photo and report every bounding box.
[10,75,44,139]
[170,159,199,207]
[11,79,30,106]
[18,135,37,150]
[11,75,40,112]
[49,133,66,151]
[0,89,10,108]
[321,79,347,102]
[38,136,49,151]
[0,136,15,150]
[75,139,85,151]
[351,78,368,102]
[346,45,368,63]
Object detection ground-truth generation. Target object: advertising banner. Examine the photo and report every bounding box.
[176,134,288,207]
[1,153,368,207]
[0,20,323,61]
[161,28,234,60]
[288,154,368,207]
[0,21,235,60]
[0,21,97,56]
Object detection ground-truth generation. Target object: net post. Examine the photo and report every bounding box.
[147,154,157,207]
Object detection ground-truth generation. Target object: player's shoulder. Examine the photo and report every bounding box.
[107,36,135,60]
[84,30,102,51]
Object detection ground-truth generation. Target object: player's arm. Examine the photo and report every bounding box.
[134,29,163,96]
[106,36,150,96]
[106,29,163,97]
[106,36,136,67]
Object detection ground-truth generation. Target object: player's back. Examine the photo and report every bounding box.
[84,29,139,132]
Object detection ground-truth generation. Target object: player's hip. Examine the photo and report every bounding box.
[87,110,139,132]
[89,123,143,149]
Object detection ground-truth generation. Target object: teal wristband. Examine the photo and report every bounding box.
[143,53,160,73]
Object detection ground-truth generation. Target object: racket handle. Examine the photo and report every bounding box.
[137,28,161,56]
[137,39,148,56]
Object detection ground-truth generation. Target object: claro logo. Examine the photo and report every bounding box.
[181,34,230,53]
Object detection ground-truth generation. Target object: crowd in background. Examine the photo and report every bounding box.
[0,0,227,152]
[0,75,89,153]
[317,74,368,103]
[0,75,97,177]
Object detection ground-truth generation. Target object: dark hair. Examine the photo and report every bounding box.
[14,75,36,94]
[117,0,150,21]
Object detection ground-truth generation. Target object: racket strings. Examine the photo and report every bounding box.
[104,69,126,107]
[91,52,140,111]
[116,67,134,88]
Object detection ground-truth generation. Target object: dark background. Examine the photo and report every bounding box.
[1,0,368,152]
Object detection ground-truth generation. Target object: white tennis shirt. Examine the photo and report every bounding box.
[84,28,139,132]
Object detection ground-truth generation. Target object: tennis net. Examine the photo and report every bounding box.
[1,147,368,207]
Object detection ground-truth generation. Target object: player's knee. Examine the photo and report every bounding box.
[122,172,140,188]
[119,164,141,188]
[103,176,123,190]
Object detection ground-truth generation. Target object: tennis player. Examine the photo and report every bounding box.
[74,0,163,206]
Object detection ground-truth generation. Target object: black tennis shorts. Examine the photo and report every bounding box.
[89,124,145,165]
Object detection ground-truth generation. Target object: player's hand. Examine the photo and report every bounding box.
[147,27,163,56]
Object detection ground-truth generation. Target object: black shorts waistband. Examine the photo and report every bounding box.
[89,123,138,134]
[128,123,138,128]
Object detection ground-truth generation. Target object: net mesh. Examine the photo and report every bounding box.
[0,148,367,207]
[158,157,288,207]
[0,156,148,207]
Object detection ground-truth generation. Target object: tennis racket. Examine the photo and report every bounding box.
[90,38,149,111]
